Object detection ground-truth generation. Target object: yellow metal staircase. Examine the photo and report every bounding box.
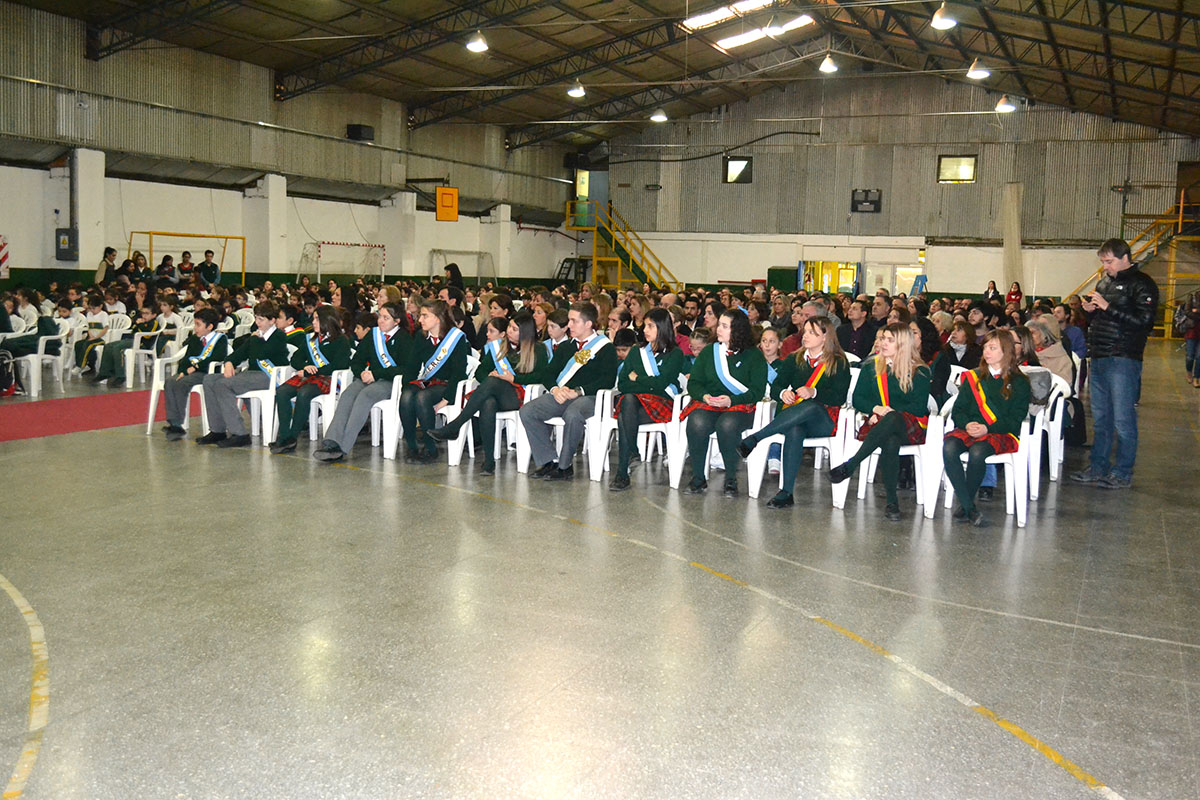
[565,200,682,293]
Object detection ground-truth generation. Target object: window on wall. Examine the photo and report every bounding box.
[937,155,977,184]
[723,155,753,184]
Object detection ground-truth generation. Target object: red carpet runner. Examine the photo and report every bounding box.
[0,391,199,442]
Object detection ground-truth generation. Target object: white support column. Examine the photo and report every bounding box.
[481,203,511,278]
[380,191,417,279]
[243,174,287,276]
[73,148,105,273]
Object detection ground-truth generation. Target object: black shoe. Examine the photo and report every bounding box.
[217,434,252,448]
[766,491,794,509]
[884,502,902,521]
[108,377,125,388]
[977,486,995,502]
[608,474,631,491]
[828,464,852,484]
[532,462,558,479]
[428,426,457,443]
[684,477,707,494]
[196,432,227,445]
[969,509,989,528]
[165,427,186,441]
[161,425,176,433]
[547,466,574,482]
[952,505,969,522]
[736,438,756,460]
[269,438,297,454]
[90,374,106,384]
[313,447,344,462]
[479,461,496,476]
[416,448,439,464]
[723,480,739,497]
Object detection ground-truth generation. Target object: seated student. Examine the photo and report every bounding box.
[71,295,110,375]
[400,300,470,463]
[93,304,161,387]
[313,302,412,463]
[608,307,685,491]
[680,310,767,496]
[930,320,983,405]
[268,305,352,454]
[351,311,376,350]
[275,304,307,352]
[942,330,1031,527]
[828,323,932,521]
[162,308,229,440]
[155,296,185,355]
[430,312,548,475]
[520,301,618,481]
[197,300,289,448]
[103,288,127,316]
[736,317,851,508]
[683,326,713,374]
[611,327,638,362]
[542,308,570,358]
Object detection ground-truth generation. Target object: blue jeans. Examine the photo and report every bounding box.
[1186,339,1200,379]
[1087,357,1142,480]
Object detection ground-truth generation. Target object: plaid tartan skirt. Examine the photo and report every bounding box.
[613,392,674,423]
[945,428,1019,455]
[680,400,756,420]
[283,373,332,393]
[856,411,928,445]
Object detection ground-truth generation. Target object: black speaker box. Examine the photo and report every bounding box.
[346,124,375,142]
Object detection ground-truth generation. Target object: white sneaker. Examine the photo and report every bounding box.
[768,458,782,475]
[70,366,82,376]
[709,451,725,471]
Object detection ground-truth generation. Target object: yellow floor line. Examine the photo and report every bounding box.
[0,574,49,800]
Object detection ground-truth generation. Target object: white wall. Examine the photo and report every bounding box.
[925,246,1099,298]
[0,165,54,271]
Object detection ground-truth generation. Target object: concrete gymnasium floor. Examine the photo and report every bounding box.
[0,341,1196,800]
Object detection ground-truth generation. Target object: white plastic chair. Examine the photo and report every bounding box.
[932,410,1043,528]
[0,316,28,342]
[439,355,481,465]
[13,319,71,397]
[589,375,690,483]
[744,369,862,507]
[123,328,171,386]
[516,388,614,474]
[236,365,296,443]
[1069,351,1086,396]
[308,369,354,439]
[493,384,544,466]
[233,309,254,339]
[145,356,220,435]
[89,315,132,374]
[668,399,772,490]
[369,375,406,460]
[1042,374,1072,484]
[846,394,945,508]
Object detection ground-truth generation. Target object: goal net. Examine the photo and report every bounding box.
[429,249,497,288]
[127,231,246,284]
[298,241,386,282]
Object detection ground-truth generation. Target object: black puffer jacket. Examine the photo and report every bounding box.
[1086,265,1159,360]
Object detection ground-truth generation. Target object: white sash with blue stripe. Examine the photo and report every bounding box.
[712,343,749,395]
[306,333,329,369]
[189,332,224,365]
[555,334,610,387]
[638,344,678,396]
[373,327,396,369]
[486,338,515,377]
[417,326,466,381]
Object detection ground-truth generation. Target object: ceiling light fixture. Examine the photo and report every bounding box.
[995,94,1016,112]
[819,54,838,73]
[930,2,956,30]
[966,58,990,80]
[650,108,668,122]
[465,30,488,53]
[567,80,586,98]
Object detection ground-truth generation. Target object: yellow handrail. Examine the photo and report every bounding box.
[564,200,682,292]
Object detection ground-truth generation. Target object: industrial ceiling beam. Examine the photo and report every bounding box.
[85,0,236,60]
[1159,0,1186,129]
[992,0,1200,58]
[1098,0,1119,118]
[274,0,559,101]
[1031,0,1076,108]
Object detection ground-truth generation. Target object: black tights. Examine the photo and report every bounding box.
[399,385,449,452]
[274,382,324,441]
[941,436,996,515]
[685,408,753,483]
[615,394,654,478]
[842,411,907,505]
[743,402,835,496]
[441,378,520,466]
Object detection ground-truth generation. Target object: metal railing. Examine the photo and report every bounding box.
[565,200,681,292]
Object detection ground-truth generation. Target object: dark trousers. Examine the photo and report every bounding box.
[164,372,207,426]
[744,402,835,495]
[275,382,324,442]
[442,377,521,466]
[685,408,753,483]
[942,436,998,515]
[843,411,907,505]
[399,384,449,453]
[615,393,654,478]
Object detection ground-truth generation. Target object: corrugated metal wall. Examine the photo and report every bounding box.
[609,76,1188,242]
[0,1,569,210]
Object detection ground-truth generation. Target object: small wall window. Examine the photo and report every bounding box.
[937,155,977,184]
[723,155,753,184]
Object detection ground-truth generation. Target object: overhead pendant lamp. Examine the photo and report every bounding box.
[930,2,957,30]
[466,30,488,53]
[567,80,586,98]
[819,54,838,73]
[650,108,668,123]
[966,58,990,80]
[995,94,1016,112]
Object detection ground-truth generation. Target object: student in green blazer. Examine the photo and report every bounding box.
[269,305,353,454]
[609,308,686,491]
[431,312,548,474]
[682,309,768,496]
[402,299,471,463]
[163,308,229,440]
